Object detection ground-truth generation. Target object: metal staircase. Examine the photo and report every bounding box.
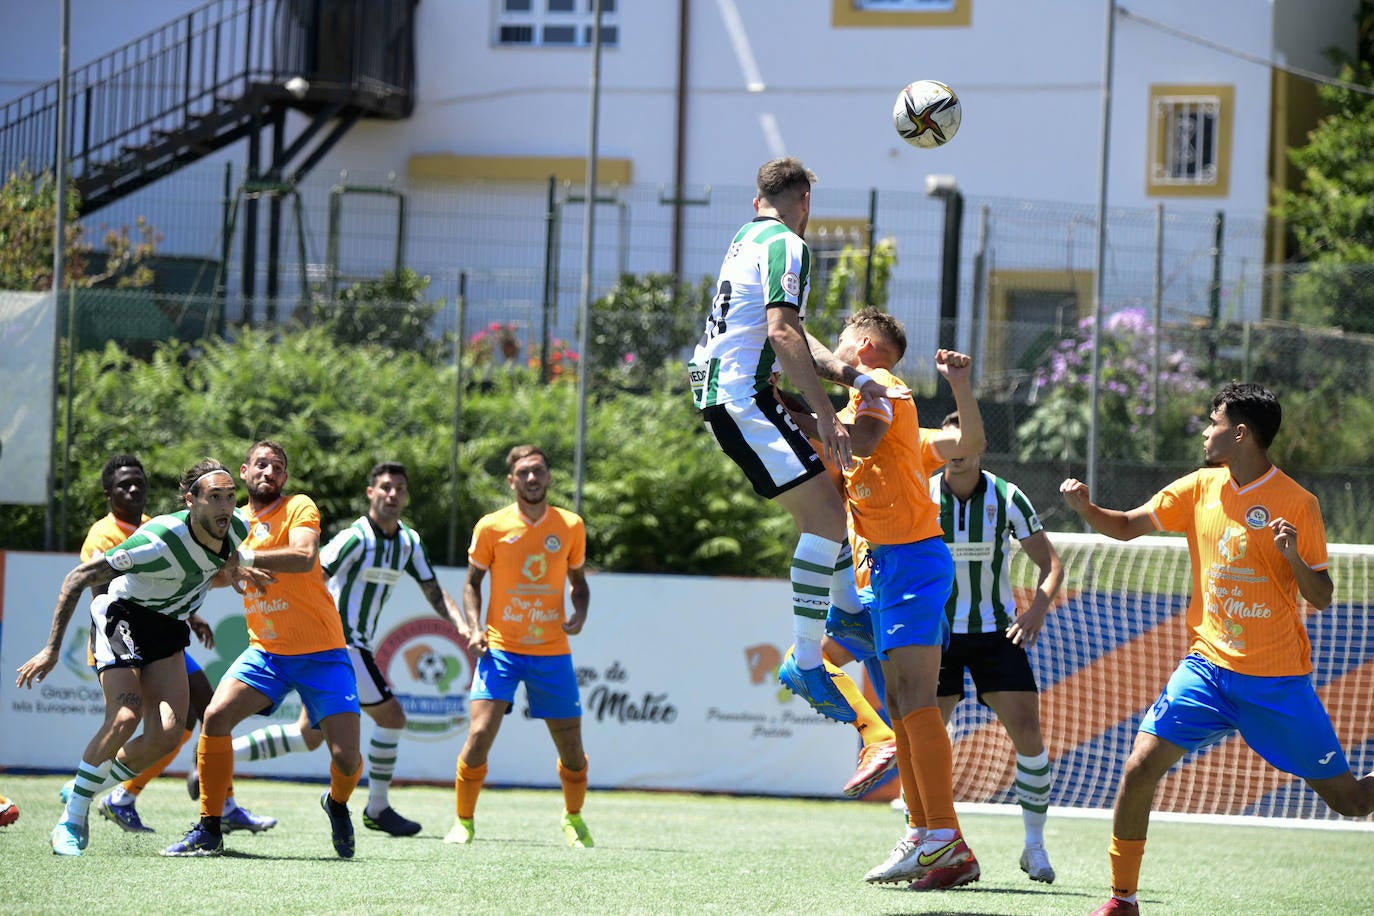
[0,0,416,214]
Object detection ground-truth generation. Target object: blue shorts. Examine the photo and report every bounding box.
[1141,653,1349,781]
[470,649,582,719]
[224,646,361,728]
[185,653,203,676]
[868,538,954,659]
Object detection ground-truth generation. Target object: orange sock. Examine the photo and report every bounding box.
[901,707,957,831]
[198,734,234,820]
[891,715,926,830]
[457,758,487,819]
[1108,836,1147,898]
[558,756,589,815]
[823,657,895,746]
[328,759,362,806]
[126,727,194,795]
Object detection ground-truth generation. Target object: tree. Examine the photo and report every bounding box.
[0,167,159,291]
[586,273,708,389]
[1271,5,1374,331]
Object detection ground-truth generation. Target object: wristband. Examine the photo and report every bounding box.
[238,548,255,568]
[853,372,874,390]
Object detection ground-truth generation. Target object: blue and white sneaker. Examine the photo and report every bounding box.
[826,606,877,658]
[222,805,277,834]
[777,656,856,723]
[50,819,89,856]
[160,822,224,857]
[98,795,154,833]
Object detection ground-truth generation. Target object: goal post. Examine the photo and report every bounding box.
[943,532,1374,823]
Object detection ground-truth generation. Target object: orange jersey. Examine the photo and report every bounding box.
[81,512,149,561]
[842,368,946,546]
[1149,465,1328,677]
[468,503,586,657]
[240,494,346,656]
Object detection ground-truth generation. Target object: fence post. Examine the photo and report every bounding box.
[448,271,468,565]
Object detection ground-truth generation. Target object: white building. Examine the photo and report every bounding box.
[0,1,1358,378]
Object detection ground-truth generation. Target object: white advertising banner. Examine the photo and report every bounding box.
[0,552,864,797]
[0,291,56,504]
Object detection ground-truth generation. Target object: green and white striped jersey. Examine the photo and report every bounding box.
[929,471,1043,634]
[319,515,437,653]
[690,217,812,408]
[104,509,251,620]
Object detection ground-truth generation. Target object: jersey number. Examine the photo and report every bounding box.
[704,281,732,339]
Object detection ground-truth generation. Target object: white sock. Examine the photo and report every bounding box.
[222,794,238,815]
[1016,750,1051,846]
[830,542,864,615]
[792,533,842,668]
[107,785,135,806]
[234,723,309,761]
[366,726,405,815]
[64,760,114,824]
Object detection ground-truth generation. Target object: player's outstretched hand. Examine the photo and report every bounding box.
[16,648,57,689]
[1059,478,1091,514]
[188,613,215,649]
[858,376,910,407]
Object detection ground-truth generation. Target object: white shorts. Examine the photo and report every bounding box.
[347,645,394,707]
[701,389,826,499]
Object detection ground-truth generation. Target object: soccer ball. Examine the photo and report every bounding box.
[893,80,961,149]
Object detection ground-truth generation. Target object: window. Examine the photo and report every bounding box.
[832,0,971,28]
[984,270,1095,386]
[1147,84,1233,197]
[496,0,618,47]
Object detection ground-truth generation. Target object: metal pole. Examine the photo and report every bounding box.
[540,176,556,383]
[1086,0,1115,503]
[862,188,877,308]
[44,0,71,550]
[448,271,467,565]
[1150,202,1163,461]
[572,0,604,515]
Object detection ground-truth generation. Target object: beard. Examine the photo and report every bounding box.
[248,479,282,502]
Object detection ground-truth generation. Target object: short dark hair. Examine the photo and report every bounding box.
[1212,382,1281,449]
[369,461,408,485]
[756,157,816,203]
[842,308,907,361]
[505,445,549,474]
[101,454,144,492]
[179,458,232,497]
[245,439,288,470]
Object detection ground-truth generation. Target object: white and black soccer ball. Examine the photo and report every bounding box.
[893,80,962,149]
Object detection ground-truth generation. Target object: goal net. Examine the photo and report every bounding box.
[941,532,1374,822]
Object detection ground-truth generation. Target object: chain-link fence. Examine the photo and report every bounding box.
[7,161,1374,561]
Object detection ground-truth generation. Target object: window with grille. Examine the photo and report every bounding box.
[1147,85,1233,197]
[496,0,618,47]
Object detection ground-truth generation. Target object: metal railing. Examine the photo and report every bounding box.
[0,0,415,209]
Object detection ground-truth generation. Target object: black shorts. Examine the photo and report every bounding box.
[95,597,192,672]
[701,389,825,499]
[936,631,1038,705]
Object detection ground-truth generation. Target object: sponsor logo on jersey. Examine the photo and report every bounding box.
[108,549,134,571]
[253,521,271,540]
[1245,505,1270,529]
[544,535,562,552]
[1217,526,1247,564]
[522,553,547,582]
[781,271,800,297]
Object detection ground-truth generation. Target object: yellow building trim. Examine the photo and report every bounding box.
[408,154,633,184]
[1146,84,1234,199]
[985,269,1095,376]
[831,0,971,28]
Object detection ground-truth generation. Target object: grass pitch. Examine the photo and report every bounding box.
[2,774,1371,914]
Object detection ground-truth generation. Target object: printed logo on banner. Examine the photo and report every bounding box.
[714,642,846,740]
[61,625,96,682]
[374,617,474,742]
[567,659,679,725]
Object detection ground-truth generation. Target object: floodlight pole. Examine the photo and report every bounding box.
[44,0,71,550]
[1086,0,1116,505]
[572,0,605,515]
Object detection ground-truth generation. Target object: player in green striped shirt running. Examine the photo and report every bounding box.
[16,458,250,857]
